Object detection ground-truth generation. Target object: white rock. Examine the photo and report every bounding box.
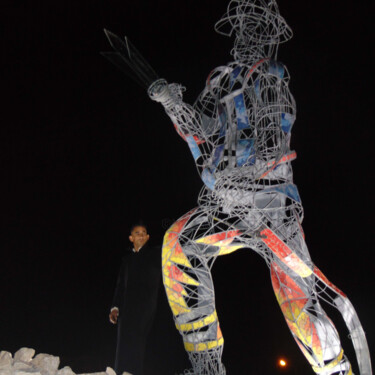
[1,348,118,375]
[57,367,75,375]
[0,352,13,368]
[14,371,41,375]
[14,349,35,364]
[13,363,33,371]
[31,354,59,375]
[0,369,12,375]
[105,368,116,375]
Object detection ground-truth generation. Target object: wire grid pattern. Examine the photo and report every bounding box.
[146,1,372,374]
[104,0,372,374]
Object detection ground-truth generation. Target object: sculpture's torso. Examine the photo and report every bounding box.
[191,59,298,210]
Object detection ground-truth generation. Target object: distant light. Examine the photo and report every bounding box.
[279,359,287,367]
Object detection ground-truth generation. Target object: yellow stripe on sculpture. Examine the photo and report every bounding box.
[184,337,224,352]
[176,310,218,331]
[170,242,193,268]
[312,349,344,374]
[196,230,243,256]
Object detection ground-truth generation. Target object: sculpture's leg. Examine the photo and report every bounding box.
[270,260,353,375]
[162,208,229,375]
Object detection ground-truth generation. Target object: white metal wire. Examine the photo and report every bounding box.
[105,1,373,374]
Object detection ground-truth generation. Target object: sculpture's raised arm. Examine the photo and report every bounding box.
[147,78,206,144]
[102,30,207,165]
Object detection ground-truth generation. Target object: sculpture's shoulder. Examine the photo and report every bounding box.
[267,60,290,81]
[233,59,291,83]
[195,62,249,103]
[203,64,234,97]
[202,60,282,96]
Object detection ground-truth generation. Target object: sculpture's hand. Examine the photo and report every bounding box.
[109,308,119,324]
[148,79,185,110]
[148,79,169,102]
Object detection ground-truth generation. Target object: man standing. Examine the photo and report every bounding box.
[109,223,161,375]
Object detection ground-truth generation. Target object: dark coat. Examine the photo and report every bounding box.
[112,244,161,375]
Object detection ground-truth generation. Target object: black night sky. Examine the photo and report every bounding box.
[2,1,374,374]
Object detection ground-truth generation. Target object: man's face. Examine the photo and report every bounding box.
[129,226,149,251]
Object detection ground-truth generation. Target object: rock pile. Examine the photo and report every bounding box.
[0,348,116,375]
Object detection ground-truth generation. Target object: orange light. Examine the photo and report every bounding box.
[279,359,287,367]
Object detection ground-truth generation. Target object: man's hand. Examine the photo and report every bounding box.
[109,308,119,324]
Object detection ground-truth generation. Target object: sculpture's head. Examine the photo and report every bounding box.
[215,0,292,60]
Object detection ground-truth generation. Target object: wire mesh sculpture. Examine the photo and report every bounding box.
[104,1,372,374]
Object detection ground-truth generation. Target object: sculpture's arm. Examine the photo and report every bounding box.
[148,79,206,144]
[102,30,202,140]
[102,30,209,177]
[148,78,218,189]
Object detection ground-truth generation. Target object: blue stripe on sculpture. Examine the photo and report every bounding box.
[281,112,295,133]
[212,144,225,168]
[201,168,216,190]
[230,66,242,88]
[237,139,255,166]
[269,60,284,79]
[218,103,227,137]
[273,183,301,203]
[234,93,250,130]
[186,135,202,160]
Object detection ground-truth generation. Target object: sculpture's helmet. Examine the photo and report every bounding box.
[214,0,292,46]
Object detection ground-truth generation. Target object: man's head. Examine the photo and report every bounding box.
[129,223,149,252]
